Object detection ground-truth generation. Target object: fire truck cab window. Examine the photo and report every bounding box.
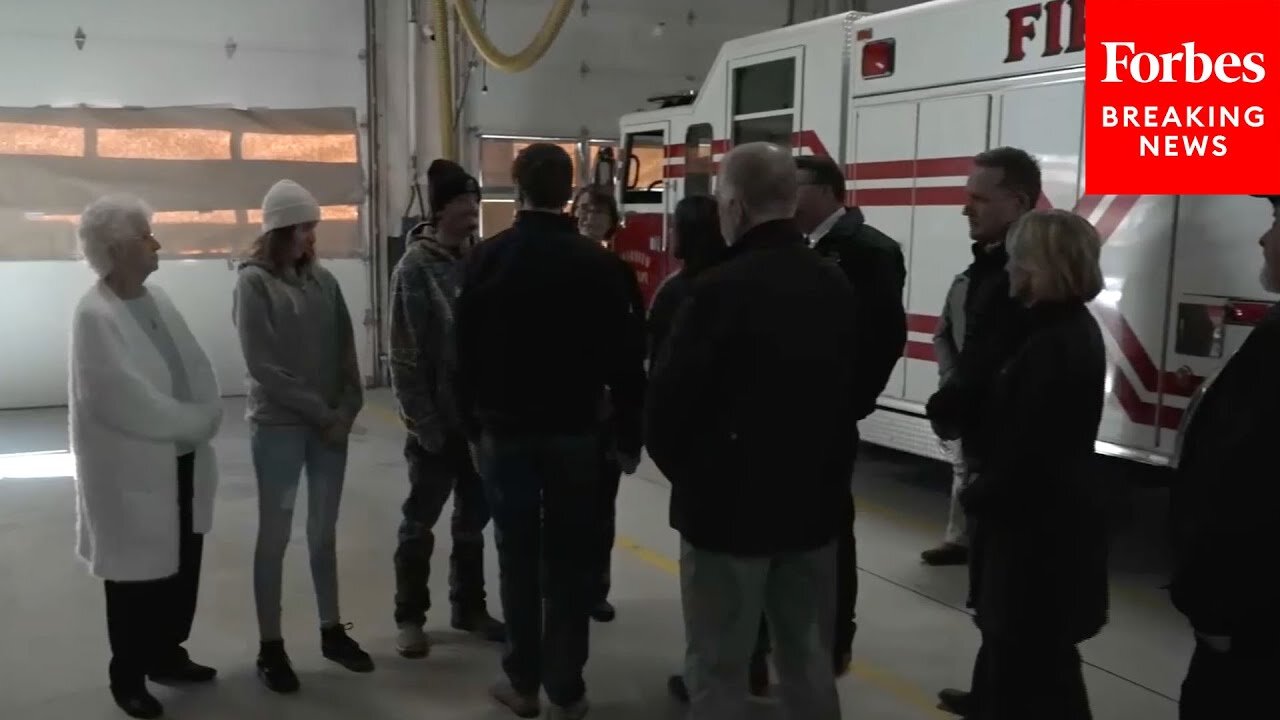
[622,130,665,205]
[684,123,714,197]
[733,59,796,115]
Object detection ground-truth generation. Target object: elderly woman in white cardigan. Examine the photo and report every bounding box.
[69,195,223,720]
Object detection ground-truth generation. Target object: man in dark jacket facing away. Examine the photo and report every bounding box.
[647,141,858,720]
[1171,194,1280,720]
[388,160,506,659]
[795,153,907,673]
[455,143,645,720]
[927,146,1040,718]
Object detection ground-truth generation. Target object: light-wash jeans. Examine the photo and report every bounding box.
[944,439,970,547]
[680,539,841,720]
[251,424,349,641]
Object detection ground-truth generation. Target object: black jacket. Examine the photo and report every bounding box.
[600,250,648,433]
[961,302,1109,643]
[455,211,646,455]
[645,219,860,555]
[927,240,1029,469]
[813,208,907,420]
[648,268,708,366]
[1170,303,1280,639]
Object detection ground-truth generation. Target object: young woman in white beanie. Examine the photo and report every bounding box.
[69,194,223,719]
[232,179,371,693]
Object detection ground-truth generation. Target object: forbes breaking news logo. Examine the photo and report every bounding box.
[1099,42,1265,158]
[1085,0,1280,195]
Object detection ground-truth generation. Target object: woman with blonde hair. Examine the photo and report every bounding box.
[233,179,370,693]
[69,194,223,719]
[960,208,1109,719]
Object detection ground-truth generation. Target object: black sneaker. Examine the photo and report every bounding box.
[921,543,969,566]
[667,674,689,703]
[452,607,507,643]
[321,623,375,673]
[148,653,217,685]
[110,685,163,719]
[257,640,300,694]
[589,600,616,623]
[938,688,975,716]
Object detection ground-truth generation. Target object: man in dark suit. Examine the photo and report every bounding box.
[795,153,907,673]
[647,141,857,720]
[1171,194,1280,720]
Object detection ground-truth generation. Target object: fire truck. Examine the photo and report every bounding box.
[609,0,1277,468]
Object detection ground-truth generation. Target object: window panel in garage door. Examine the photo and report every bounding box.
[0,106,364,261]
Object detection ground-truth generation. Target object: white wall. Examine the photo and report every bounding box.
[463,0,788,139]
[0,0,372,409]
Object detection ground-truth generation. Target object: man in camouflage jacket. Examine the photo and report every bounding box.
[389,160,504,657]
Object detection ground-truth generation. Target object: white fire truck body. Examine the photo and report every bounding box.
[615,0,1276,467]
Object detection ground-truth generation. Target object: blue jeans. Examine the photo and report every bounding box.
[251,424,349,641]
[477,430,598,707]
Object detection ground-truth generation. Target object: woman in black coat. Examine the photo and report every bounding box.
[960,208,1110,719]
[648,195,726,366]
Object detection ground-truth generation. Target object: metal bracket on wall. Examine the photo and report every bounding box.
[74,27,86,50]
[225,37,238,59]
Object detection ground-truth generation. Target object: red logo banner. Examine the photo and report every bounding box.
[1085,0,1280,194]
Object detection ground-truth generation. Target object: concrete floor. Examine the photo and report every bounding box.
[0,390,1187,719]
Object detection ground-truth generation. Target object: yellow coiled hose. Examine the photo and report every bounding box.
[433,0,576,159]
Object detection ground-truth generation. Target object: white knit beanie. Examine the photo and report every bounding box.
[260,179,321,234]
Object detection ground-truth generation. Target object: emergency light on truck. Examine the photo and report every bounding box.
[861,38,895,79]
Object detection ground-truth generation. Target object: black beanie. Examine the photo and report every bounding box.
[427,159,480,215]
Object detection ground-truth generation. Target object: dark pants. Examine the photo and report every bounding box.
[1179,635,1280,720]
[477,430,598,707]
[974,633,1091,720]
[591,430,622,604]
[833,492,858,662]
[393,432,491,626]
[753,492,857,670]
[104,453,204,691]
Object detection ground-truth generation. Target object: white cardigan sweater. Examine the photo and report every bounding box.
[69,282,223,581]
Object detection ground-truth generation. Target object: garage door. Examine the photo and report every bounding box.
[0,0,371,409]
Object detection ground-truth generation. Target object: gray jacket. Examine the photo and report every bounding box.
[387,225,471,451]
[933,271,969,387]
[232,259,363,429]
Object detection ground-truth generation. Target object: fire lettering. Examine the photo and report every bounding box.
[1004,0,1085,64]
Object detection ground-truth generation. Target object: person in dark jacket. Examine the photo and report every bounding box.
[388,159,505,660]
[959,209,1108,719]
[647,141,857,720]
[647,195,727,366]
[795,153,907,674]
[929,146,1040,719]
[569,185,647,624]
[654,196,767,705]
[456,143,646,720]
[1170,195,1280,720]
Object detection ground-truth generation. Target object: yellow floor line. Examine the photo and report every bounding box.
[364,400,947,718]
